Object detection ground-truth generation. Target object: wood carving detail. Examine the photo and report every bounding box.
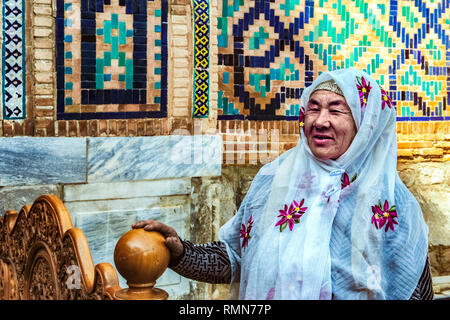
[0,195,122,300]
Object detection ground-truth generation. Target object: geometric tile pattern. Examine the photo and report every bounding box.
[193,0,210,118]
[217,0,450,122]
[56,0,168,120]
[2,0,26,120]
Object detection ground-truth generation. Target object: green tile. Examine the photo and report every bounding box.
[119,52,126,67]
[111,13,119,29]
[111,36,119,59]
[96,58,104,74]
[126,59,133,75]
[119,22,126,44]
[126,75,133,89]
[104,51,111,66]
[104,21,111,44]
[96,74,104,89]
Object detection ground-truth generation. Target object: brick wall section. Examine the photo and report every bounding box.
[0,0,448,164]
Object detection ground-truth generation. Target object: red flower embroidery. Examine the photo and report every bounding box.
[380,86,394,110]
[371,200,398,232]
[341,173,357,189]
[356,76,372,108]
[240,215,254,249]
[275,199,308,232]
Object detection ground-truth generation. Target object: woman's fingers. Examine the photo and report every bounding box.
[165,236,184,258]
[132,220,177,238]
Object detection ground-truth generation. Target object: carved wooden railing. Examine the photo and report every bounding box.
[0,194,169,300]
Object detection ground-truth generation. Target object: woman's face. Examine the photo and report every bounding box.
[304,90,357,160]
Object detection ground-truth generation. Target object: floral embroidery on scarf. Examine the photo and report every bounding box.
[371,200,398,232]
[341,173,357,189]
[275,199,308,232]
[240,215,254,249]
[356,76,372,108]
[380,86,394,110]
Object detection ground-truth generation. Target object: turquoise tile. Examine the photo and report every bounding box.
[104,52,111,66]
[97,28,103,36]
[119,74,125,82]
[96,74,104,89]
[64,35,72,43]
[96,59,104,74]
[223,72,229,84]
[118,52,125,67]
[111,36,119,59]
[65,97,73,105]
[65,51,72,59]
[65,82,73,90]
[154,53,161,60]
[104,21,111,44]
[111,13,119,29]
[154,68,161,75]
[155,9,161,17]
[65,67,72,74]
[119,22,126,44]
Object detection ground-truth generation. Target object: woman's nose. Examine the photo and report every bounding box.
[314,110,331,129]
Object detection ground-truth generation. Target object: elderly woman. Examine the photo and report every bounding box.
[133,68,433,300]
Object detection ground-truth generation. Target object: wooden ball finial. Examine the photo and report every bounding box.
[113,228,170,300]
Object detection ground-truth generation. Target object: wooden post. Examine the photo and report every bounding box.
[113,228,170,300]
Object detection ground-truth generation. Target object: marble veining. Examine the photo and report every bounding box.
[0,138,86,186]
[87,136,222,183]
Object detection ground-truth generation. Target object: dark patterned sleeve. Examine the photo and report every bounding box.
[168,239,232,284]
[409,257,434,300]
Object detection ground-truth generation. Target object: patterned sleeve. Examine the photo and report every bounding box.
[409,257,434,300]
[168,239,232,284]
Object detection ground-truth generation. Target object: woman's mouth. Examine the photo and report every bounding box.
[312,135,333,145]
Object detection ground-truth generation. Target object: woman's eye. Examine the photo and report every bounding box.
[330,110,342,113]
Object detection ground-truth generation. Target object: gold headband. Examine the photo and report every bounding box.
[311,79,344,96]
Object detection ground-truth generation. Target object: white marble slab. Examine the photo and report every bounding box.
[87,135,222,183]
[0,137,86,186]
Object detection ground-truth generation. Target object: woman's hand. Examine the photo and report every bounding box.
[132,220,184,259]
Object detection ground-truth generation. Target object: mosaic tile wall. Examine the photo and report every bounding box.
[56,0,168,120]
[2,0,26,120]
[215,0,450,122]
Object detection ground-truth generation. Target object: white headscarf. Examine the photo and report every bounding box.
[219,68,429,300]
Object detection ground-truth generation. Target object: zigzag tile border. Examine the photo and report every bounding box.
[2,0,26,120]
[193,0,210,118]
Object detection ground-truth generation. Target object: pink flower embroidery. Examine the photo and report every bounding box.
[380,86,394,110]
[371,200,398,232]
[356,76,372,108]
[341,173,357,189]
[275,199,308,232]
[240,215,254,249]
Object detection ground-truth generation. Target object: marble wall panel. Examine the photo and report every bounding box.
[63,178,191,202]
[87,135,222,183]
[0,137,87,186]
